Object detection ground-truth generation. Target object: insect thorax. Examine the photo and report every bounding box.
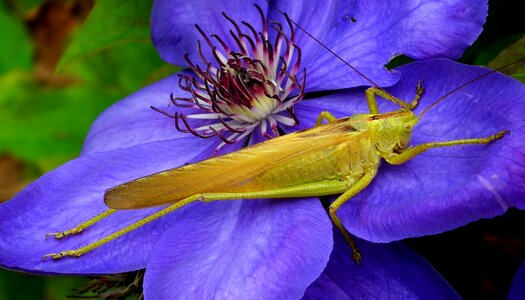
[348,110,417,158]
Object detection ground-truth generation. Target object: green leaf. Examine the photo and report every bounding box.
[56,0,153,72]
[64,42,170,95]
[0,41,172,172]
[0,269,45,300]
[0,71,117,171]
[0,0,176,173]
[0,269,86,300]
[488,34,525,83]
[0,4,33,73]
[10,0,45,15]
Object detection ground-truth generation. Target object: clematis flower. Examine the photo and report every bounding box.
[2,0,524,298]
[507,259,525,300]
[302,232,461,299]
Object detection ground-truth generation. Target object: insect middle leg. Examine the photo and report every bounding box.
[315,111,338,126]
[329,169,378,264]
[43,180,350,260]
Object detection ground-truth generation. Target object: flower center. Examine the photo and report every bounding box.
[154,5,305,152]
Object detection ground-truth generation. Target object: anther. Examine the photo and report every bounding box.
[154,5,305,152]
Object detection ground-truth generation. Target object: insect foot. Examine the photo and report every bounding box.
[484,130,510,143]
[42,250,82,261]
[44,209,116,240]
[45,227,84,240]
[412,80,425,108]
[352,250,362,265]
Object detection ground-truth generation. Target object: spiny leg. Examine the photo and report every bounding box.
[366,87,411,112]
[384,130,509,165]
[365,80,424,113]
[410,80,425,109]
[315,111,338,126]
[364,88,381,114]
[45,209,117,239]
[43,196,202,260]
[329,170,378,264]
[43,180,349,260]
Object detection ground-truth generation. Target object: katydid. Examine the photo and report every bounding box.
[42,79,508,262]
[42,7,513,263]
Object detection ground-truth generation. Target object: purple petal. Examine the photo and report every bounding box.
[303,233,460,299]
[152,0,486,92]
[508,259,525,300]
[143,198,332,300]
[287,94,369,132]
[82,71,197,155]
[151,0,267,66]
[321,59,525,242]
[0,136,221,274]
[82,69,252,157]
[270,0,487,91]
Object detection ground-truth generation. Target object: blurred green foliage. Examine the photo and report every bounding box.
[7,0,45,14]
[0,0,174,173]
[0,0,172,297]
[0,271,82,300]
[57,0,152,72]
[0,6,32,72]
[488,35,525,82]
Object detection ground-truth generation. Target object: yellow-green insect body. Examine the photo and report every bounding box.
[43,85,507,263]
[104,107,416,209]
[40,4,516,262]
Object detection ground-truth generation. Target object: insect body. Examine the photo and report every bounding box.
[43,85,507,262]
[41,2,516,262]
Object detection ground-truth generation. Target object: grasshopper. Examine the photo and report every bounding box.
[42,7,511,263]
[42,82,508,263]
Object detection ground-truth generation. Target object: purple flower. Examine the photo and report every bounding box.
[507,259,525,300]
[2,0,523,298]
[302,232,460,299]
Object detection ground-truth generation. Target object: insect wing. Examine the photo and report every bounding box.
[105,119,357,209]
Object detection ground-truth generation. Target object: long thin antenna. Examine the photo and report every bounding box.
[265,1,524,117]
[264,2,382,90]
[418,58,525,117]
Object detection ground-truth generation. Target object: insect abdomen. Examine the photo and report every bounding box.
[252,133,380,189]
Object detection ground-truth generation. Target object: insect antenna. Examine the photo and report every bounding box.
[265,2,427,111]
[265,1,524,119]
[264,1,385,92]
[418,57,525,118]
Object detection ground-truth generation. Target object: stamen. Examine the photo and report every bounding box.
[155,5,305,151]
[209,126,236,144]
[241,33,256,53]
[197,41,210,66]
[194,24,214,48]
[150,106,175,118]
[218,117,247,133]
[211,34,231,54]
[229,31,248,56]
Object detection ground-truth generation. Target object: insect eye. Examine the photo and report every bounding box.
[404,124,412,131]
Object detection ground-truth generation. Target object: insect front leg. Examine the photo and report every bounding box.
[410,80,425,109]
[364,88,381,114]
[384,130,509,165]
[365,80,424,112]
[315,111,338,126]
[329,169,378,264]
